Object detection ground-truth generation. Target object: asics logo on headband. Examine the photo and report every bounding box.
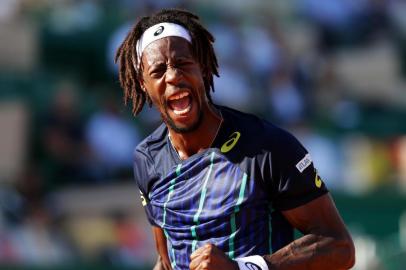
[136,22,192,65]
[154,26,164,36]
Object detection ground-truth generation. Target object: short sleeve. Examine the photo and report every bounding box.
[270,131,328,211]
[133,147,158,226]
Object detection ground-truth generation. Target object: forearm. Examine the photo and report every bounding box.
[152,226,172,270]
[263,233,355,270]
[153,255,172,270]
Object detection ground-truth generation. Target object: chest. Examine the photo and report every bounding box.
[148,151,271,228]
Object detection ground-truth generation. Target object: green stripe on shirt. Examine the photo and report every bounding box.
[191,152,215,252]
[163,164,182,268]
[228,172,248,259]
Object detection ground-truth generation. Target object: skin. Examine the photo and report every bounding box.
[140,36,222,160]
[139,37,355,270]
[152,226,172,270]
[189,193,355,270]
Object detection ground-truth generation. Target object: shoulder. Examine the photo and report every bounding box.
[133,123,168,193]
[219,106,300,152]
[217,106,309,174]
[135,123,168,157]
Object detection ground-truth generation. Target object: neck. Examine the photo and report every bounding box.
[168,104,222,160]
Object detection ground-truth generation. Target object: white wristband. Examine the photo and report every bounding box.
[235,255,269,270]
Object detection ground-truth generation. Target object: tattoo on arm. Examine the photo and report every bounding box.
[267,194,355,269]
[264,234,351,270]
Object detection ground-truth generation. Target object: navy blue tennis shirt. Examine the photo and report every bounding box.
[134,106,328,269]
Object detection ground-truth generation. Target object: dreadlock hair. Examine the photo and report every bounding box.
[115,8,219,115]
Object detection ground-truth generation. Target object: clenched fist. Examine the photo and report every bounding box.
[189,243,239,270]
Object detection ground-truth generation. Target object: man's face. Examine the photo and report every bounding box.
[140,36,207,133]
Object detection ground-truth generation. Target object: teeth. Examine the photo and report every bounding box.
[168,92,189,101]
[173,106,191,115]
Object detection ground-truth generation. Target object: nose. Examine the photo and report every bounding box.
[165,66,182,85]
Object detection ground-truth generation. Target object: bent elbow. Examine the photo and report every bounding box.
[347,239,356,269]
[339,236,356,269]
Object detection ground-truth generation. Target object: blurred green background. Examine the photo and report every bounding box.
[0,0,406,269]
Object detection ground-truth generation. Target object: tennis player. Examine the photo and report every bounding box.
[115,8,355,270]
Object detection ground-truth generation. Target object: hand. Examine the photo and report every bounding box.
[189,243,239,270]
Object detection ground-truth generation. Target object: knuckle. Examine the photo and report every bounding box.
[206,257,212,264]
[203,252,209,259]
[201,261,209,269]
[206,243,213,252]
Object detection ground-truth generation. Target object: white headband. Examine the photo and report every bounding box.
[136,22,192,64]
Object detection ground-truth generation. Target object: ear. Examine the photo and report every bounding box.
[139,79,147,93]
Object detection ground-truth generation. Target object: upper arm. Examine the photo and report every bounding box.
[268,128,328,211]
[282,193,354,247]
[134,148,159,226]
[134,149,171,268]
[266,194,355,269]
[152,225,172,270]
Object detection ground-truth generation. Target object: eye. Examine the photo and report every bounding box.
[176,59,194,69]
[149,64,166,78]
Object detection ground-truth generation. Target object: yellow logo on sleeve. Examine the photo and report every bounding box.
[315,173,323,188]
[140,191,147,206]
[221,131,241,153]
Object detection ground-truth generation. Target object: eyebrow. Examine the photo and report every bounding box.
[147,62,166,73]
[148,54,194,67]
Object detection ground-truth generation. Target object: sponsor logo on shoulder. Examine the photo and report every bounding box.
[296,153,312,173]
[315,170,323,188]
[221,131,241,153]
[140,190,147,206]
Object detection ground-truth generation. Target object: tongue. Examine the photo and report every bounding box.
[169,96,190,112]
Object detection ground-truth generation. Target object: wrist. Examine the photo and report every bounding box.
[230,259,240,270]
[235,255,269,270]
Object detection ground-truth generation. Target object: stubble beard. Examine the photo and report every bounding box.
[162,102,203,134]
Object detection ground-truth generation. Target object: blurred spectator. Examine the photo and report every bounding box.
[15,164,44,209]
[393,136,406,192]
[0,231,17,263]
[361,0,391,39]
[0,101,29,184]
[85,95,141,182]
[102,212,155,267]
[241,18,283,86]
[47,0,103,33]
[389,0,406,36]
[209,15,243,66]
[212,64,253,113]
[299,0,368,52]
[107,21,132,75]
[294,125,343,190]
[341,135,393,194]
[4,200,74,265]
[37,80,90,190]
[310,58,362,129]
[0,0,20,22]
[312,59,343,114]
[209,14,257,111]
[389,0,406,77]
[267,66,305,125]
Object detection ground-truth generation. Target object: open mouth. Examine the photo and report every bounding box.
[167,91,192,115]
